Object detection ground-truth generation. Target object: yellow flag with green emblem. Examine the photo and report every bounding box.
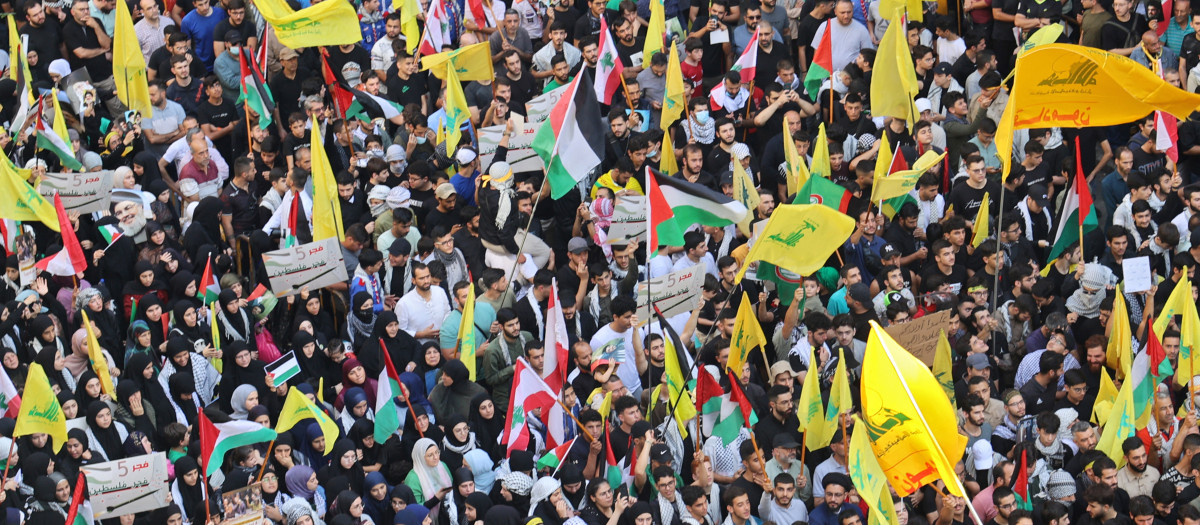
[114,0,152,116]
[782,119,809,196]
[732,158,759,236]
[734,204,857,282]
[1155,271,1200,386]
[971,193,990,248]
[0,154,58,230]
[14,363,66,452]
[311,116,345,242]
[807,348,853,449]
[421,42,495,82]
[277,386,341,446]
[1108,288,1133,380]
[796,346,829,450]
[934,330,955,408]
[81,310,116,399]
[458,283,479,380]
[726,292,767,376]
[443,66,471,154]
[255,0,363,48]
[849,416,903,525]
[1095,372,1138,467]
[661,41,685,130]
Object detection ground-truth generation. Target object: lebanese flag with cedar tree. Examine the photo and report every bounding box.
[34,193,87,276]
[593,17,625,105]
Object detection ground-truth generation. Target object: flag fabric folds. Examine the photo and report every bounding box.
[254,0,364,48]
[659,310,696,438]
[418,0,452,55]
[374,341,404,444]
[732,157,759,236]
[804,21,833,98]
[934,330,955,407]
[971,193,990,247]
[795,172,851,212]
[782,119,809,195]
[421,43,495,82]
[1046,140,1098,263]
[644,0,666,60]
[861,321,968,497]
[505,358,565,453]
[458,283,480,381]
[1107,290,1133,380]
[649,168,748,240]
[199,409,277,476]
[14,363,66,452]
[442,66,471,153]
[727,292,767,376]
[1155,271,1200,387]
[0,154,59,230]
[661,42,685,130]
[81,310,117,399]
[398,0,421,53]
[848,416,903,525]
[533,70,605,199]
[277,386,341,448]
[113,0,152,116]
[593,18,625,105]
[38,92,82,171]
[809,348,851,449]
[871,10,919,126]
[734,204,856,282]
[238,47,275,129]
[310,116,346,241]
[34,194,87,276]
[542,280,569,392]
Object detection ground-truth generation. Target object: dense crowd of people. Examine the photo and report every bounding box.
[2,0,1200,523]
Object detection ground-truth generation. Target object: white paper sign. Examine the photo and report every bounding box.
[525,84,569,123]
[636,263,706,323]
[607,195,647,245]
[261,237,350,297]
[477,123,544,173]
[1122,256,1152,294]
[37,170,114,214]
[82,452,170,518]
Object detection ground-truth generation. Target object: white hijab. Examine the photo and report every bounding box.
[411,438,451,499]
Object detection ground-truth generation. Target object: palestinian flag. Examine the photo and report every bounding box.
[533,69,605,199]
[199,256,220,305]
[593,17,625,105]
[695,366,723,414]
[795,172,851,212]
[730,27,758,83]
[35,98,82,171]
[347,87,405,122]
[238,46,275,129]
[98,224,123,246]
[1012,449,1031,510]
[804,21,833,98]
[374,338,405,444]
[321,54,355,116]
[1130,322,1174,427]
[34,194,87,276]
[536,437,577,471]
[542,280,569,392]
[62,472,92,525]
[1047,137,1098,263]
[198,409,276,477]
[648,168,749,253]
[709,372,758,446]
[604,420,631,492]
[283,190,302,248]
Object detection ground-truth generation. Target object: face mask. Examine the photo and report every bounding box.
[695,110,710,124]
[415,136,427,145]
[369,148,384,158]
[390,161,408,174]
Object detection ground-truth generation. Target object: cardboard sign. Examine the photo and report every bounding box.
[636,263,706,324]
[477,123,543,174]
[262,237,349,297]
[82,452,170,518]
[38,171,115,214]
[884,310,953,365]
[606,195,647,245]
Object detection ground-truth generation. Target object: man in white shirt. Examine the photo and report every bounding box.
[588,295,647,398]
[759,473,808,525]
[673,231,719,277]
[371,13,402,80]
[396,261,452,345]
[810,0,875,73]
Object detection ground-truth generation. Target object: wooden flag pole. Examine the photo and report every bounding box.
[255,440,275,482]
[399,382,424,438]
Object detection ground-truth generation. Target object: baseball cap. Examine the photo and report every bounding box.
[971,440,995,470]
[1027,184,1050,208]
[650,444,672,463]
[387,239,412,256]
[455,147,478,165]
[568,237,589,253]
[966,353,990,370]
[435,183,457,200]
[278,48,299,60]
[847,282,871,304]
[225,30,244,45]
[772,434,800,450]
[720,171,734,186]
[880,244,900,260]
[934,62,953,76]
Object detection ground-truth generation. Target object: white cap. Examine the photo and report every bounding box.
[971,440,994,470]
[915,98,933,114]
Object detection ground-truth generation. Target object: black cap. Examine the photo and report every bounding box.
[631,420,654,438]
[650,444,672,463]
[1028,184,1050,208]
[880,244,900,260]
[388,239,411,256]
[934,62,953,76]
[772,434,800,449]
[225,30,244,45]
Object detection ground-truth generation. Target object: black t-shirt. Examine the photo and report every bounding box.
[154,51,207,83]
[692,15,727,77]
[553,8,581,43]
[326,45,372,83]
[464,81,493,111]
[166,77,204,115]
[505,70,538,111]
[196,98,238,153]
[220,183,258,234]
[21,18,63,63]
[212,19,251,46]
[63,19,112,80]
[281,131,311,158]
[1101,14,1149,51]
[922,263,968,295]
[795,15,826,68]
[268,67,312,121]
[1132,147,1168,175]
[1182,33,1200,72]
[573,13,602,44]
[385,69,429,110]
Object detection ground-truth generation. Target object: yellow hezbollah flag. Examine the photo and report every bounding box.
[277,386,341,446]
[1108,287,1133,380]
[849,416,903,525]
[735,204,856,282]
[255,0,363,48]
[861,321,968,497]
[1155,272,1200,386]
[999,44,1200,180]
[644,0,666,60]
[810,123,831,179]
[870,10,919,126]
[1095,372,1138,468]
[597,390,614,420]
[874,135,894,183]
[782,119,809,196]
[796,346,833,451]
[310,116,345,242]
[1092,367,1118,425]
[81,310,116,399]
[0,155,58,231]
[458,283,478,381]
[114,0,152,116]
[659,129,678,175]
[395,0,421,53]
[872,150,946,203]
[971,193,990,248]
[933,330,955,407]
[421,42,495,83]
[14,363,66,452]
[809,347,852,449]
[878,0,923,21]
[661,41,685,130]
[732,155,759,237]
[726,292,767,376]
[443,66,470,154]
[661,323,696,439]
[6,16,31,106]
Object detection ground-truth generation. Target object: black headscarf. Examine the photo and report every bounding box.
[171,302,205,343]
[183,197,227,260]
[292,331,330,384]
[173,455,205,517]
[320,438,365,495]
[86,401,124,461]
[468,393,503,460]
[168,372,198,428]
[219,342,265,413]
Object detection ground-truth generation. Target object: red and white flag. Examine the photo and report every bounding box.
[730,27,758,83]
[418,0,452,56]
[34,193,86,276]
[1156,111,1179,163]
[504,358,567,454]
[593,17,625,105]
[542,280,569,392]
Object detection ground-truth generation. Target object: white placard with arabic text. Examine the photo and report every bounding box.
[261,237,350,297]
[82,452,170,518]
[636,263,706,323]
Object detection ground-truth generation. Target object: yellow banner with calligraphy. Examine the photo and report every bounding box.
[998,43,1200,180]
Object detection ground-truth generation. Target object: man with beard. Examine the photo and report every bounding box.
[382,239,412,304]
[989,487,1018,525]
[754,385,802,446]
[991,391,1027,456]
[961,395,993,449]
[559,294,596,345]
[704,119,740,176]
[966,376,1006,429]
[453,207,486,278]
[1076,457,1130,518]
[396,262,452,345]
[480,309,535,411]
[1119,437,1161,499]
[1076,484,1118,525]
[809,473,862,525]
[1139,392,1179,468]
